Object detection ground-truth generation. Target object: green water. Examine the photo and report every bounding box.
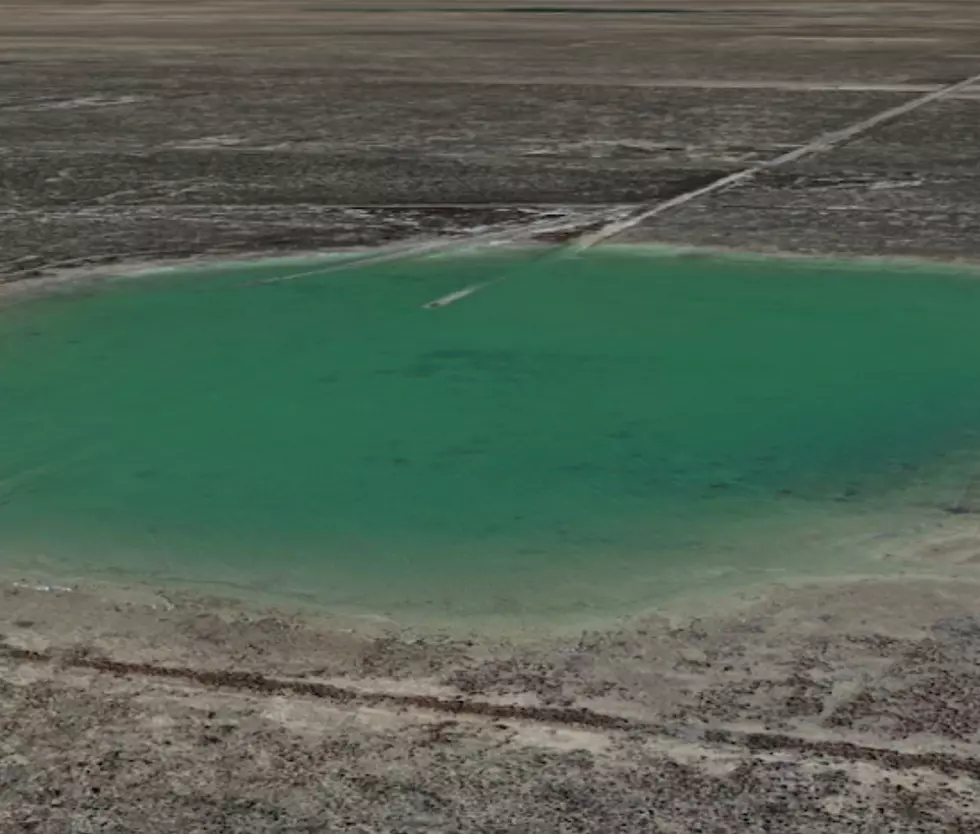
[2,249,980,625]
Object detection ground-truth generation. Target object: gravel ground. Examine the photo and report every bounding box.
[5,568,980,832]
[3,1,980,282]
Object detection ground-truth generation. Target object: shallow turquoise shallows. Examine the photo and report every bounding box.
[2,249,980,625]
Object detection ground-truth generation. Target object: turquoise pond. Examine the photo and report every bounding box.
[1,248,979,626]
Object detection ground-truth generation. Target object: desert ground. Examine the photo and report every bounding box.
[4,2,980,831]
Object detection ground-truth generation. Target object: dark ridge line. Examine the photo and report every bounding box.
[7,641,980,778]
[0,643,635,732]
[706,729,980,781]
[85,657,638,730]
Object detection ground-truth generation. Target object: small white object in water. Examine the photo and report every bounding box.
[423,284,484,309]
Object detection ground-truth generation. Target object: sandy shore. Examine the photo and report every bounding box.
[4,563,980,831]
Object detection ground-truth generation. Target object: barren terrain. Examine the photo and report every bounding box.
[4,0,980,284]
